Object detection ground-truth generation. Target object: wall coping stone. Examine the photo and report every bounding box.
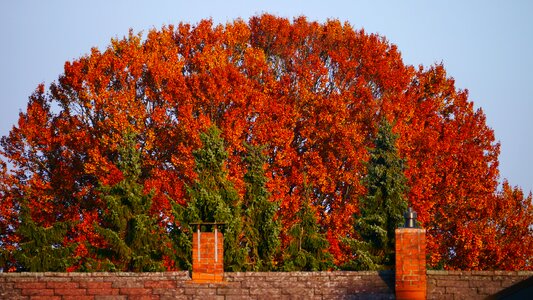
[4,270,529,277]
[0,271,190,278]
[427,270,533,276]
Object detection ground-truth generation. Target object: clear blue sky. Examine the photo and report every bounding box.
[1,0,532,193]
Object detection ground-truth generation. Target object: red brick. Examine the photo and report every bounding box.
[192,231,224,280]
[54,288,87,296]
[436,279,469,287]
[185,287,217,296]
[403,275,422,281]
[396,289,426,300]
[128,296,159,300]
[87,288,119,296]
[47,281,80,289]
[15,282,46,289]
[314,287,347,295]
[119,288,152,295]
[94,296,127,300]
[152,287,185,296]
[478,285,506,295]
[395,228,426,300]
[144,280,176,288]
[281,287,314,296]
[63,296,95,300]
[80,282,113,289]
[31,296,61,300]
[248,287,280,296]
[21,288,54,296]
[218,286,250,295]
[444,286,477,296]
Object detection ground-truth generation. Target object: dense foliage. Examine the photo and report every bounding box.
[282,179,334,271]
[91,133,171,271]
[0,15,531,271]
[241,142,281,271]
[343,119,408,270]
[10,201,74,272]
[174,125,245,271]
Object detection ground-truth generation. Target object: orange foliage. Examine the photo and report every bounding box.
[1,15,531,270]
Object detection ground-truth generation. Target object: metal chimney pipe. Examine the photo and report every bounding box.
[404,207,417,228]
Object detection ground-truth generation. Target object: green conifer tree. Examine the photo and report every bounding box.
[13,200,74,271]
[173,126,245,271]
[93,133,170,271]
[343,118,409,270]
[241,142,280,271]
[282,179,334,271]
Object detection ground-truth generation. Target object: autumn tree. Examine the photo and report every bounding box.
[343,118,408,270]
[11,200,74,272]
[175,126,245,271]
[0,87,86,271]
[241,142,281,271]
[0,15,530,271]
[0,161,15,271]
[91,133,171,271]
[282,180,334,271]
[486,182,533,270]
[398,65,509,269]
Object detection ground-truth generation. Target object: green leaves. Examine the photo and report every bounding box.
[13,200,74,272]
[344,118,408,270]
[0,15,528,271]
[282,180,334,271]
[242,142,280,271]
[176,125,246,271]
[92,133,169,272]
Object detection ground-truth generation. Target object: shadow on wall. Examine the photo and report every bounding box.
[379,270,395,292]
[488,276,533,300]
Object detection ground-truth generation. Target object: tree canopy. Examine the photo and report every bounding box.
[343,118,409,270]
[241,142,281,271]
[0,14,531,271]
[177,125,246,271]
[91,132,171,271]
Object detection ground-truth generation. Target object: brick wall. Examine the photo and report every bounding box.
[428,270,533,300]
[1,270,531,299]
[0,271,394,299]
[395,228,426,299]
[0,272,190,300]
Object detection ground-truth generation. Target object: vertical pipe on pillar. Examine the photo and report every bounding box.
[197,225,201,261]
[396,208,426,300]
[214,225,218,263]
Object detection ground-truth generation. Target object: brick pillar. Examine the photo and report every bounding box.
[395,228,426,300]
[192,227,224,283]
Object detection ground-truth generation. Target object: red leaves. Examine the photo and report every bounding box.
[0,15,530,270]
[485,182,533,270]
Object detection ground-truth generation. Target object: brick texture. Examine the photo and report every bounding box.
[427,270,533,300]
[395,228,427,300]
[0,272,188,300]
[0,270,531,299]
[192,230,224,283]
[0,271,394,299]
